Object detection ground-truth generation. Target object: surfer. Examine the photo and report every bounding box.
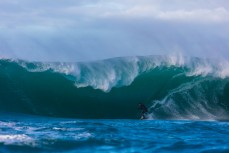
[138,103,148,119]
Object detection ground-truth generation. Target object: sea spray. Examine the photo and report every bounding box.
[0,55,229,119]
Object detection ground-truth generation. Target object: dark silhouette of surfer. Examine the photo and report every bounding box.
[138,103,148,119]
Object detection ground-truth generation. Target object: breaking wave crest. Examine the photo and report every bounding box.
[0,55,229,120]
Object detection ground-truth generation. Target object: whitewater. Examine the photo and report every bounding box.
[0,55,229,120]
[1,55,229,152]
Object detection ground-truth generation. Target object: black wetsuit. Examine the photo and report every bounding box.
[138,104,148,119]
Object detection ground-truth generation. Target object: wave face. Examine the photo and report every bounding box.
[0,55,229,120]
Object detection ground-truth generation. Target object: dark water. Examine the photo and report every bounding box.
[0,114,229,153]
[0,56,229,120]
[1,56,229,152]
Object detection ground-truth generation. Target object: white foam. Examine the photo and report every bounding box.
[0,121,16,127]
[149,75,228,120]
[74,132,93,140]
[0,134,36,146]
[217,60,229,79]
[72,58,141,92]
[53,127,84,131]
[187,63,213,76]
[186,58,229,78]
[167,53,185,66]
[17,55,229,92]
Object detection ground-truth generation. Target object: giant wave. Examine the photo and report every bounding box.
[0,55,229,120]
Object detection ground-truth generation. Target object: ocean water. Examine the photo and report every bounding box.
[0,55,229,152]
[0,114,229,153]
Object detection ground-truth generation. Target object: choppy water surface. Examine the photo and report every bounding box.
[0,115,229,153]
[1,56,229,152]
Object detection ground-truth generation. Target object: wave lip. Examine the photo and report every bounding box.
[17,55,229,92]
[0,55,229,119]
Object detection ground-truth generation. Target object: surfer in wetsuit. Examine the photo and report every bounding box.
[138,103,148,119]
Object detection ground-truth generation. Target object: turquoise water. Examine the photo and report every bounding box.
[0,56,229,120]
[1,56,229,152]
[0,114,229,153]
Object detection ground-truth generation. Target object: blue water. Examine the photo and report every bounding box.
[0,114,229,153]
[1,56,229,152]
[1,57,229,120]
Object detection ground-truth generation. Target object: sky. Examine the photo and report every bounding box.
[0,0,229,61]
